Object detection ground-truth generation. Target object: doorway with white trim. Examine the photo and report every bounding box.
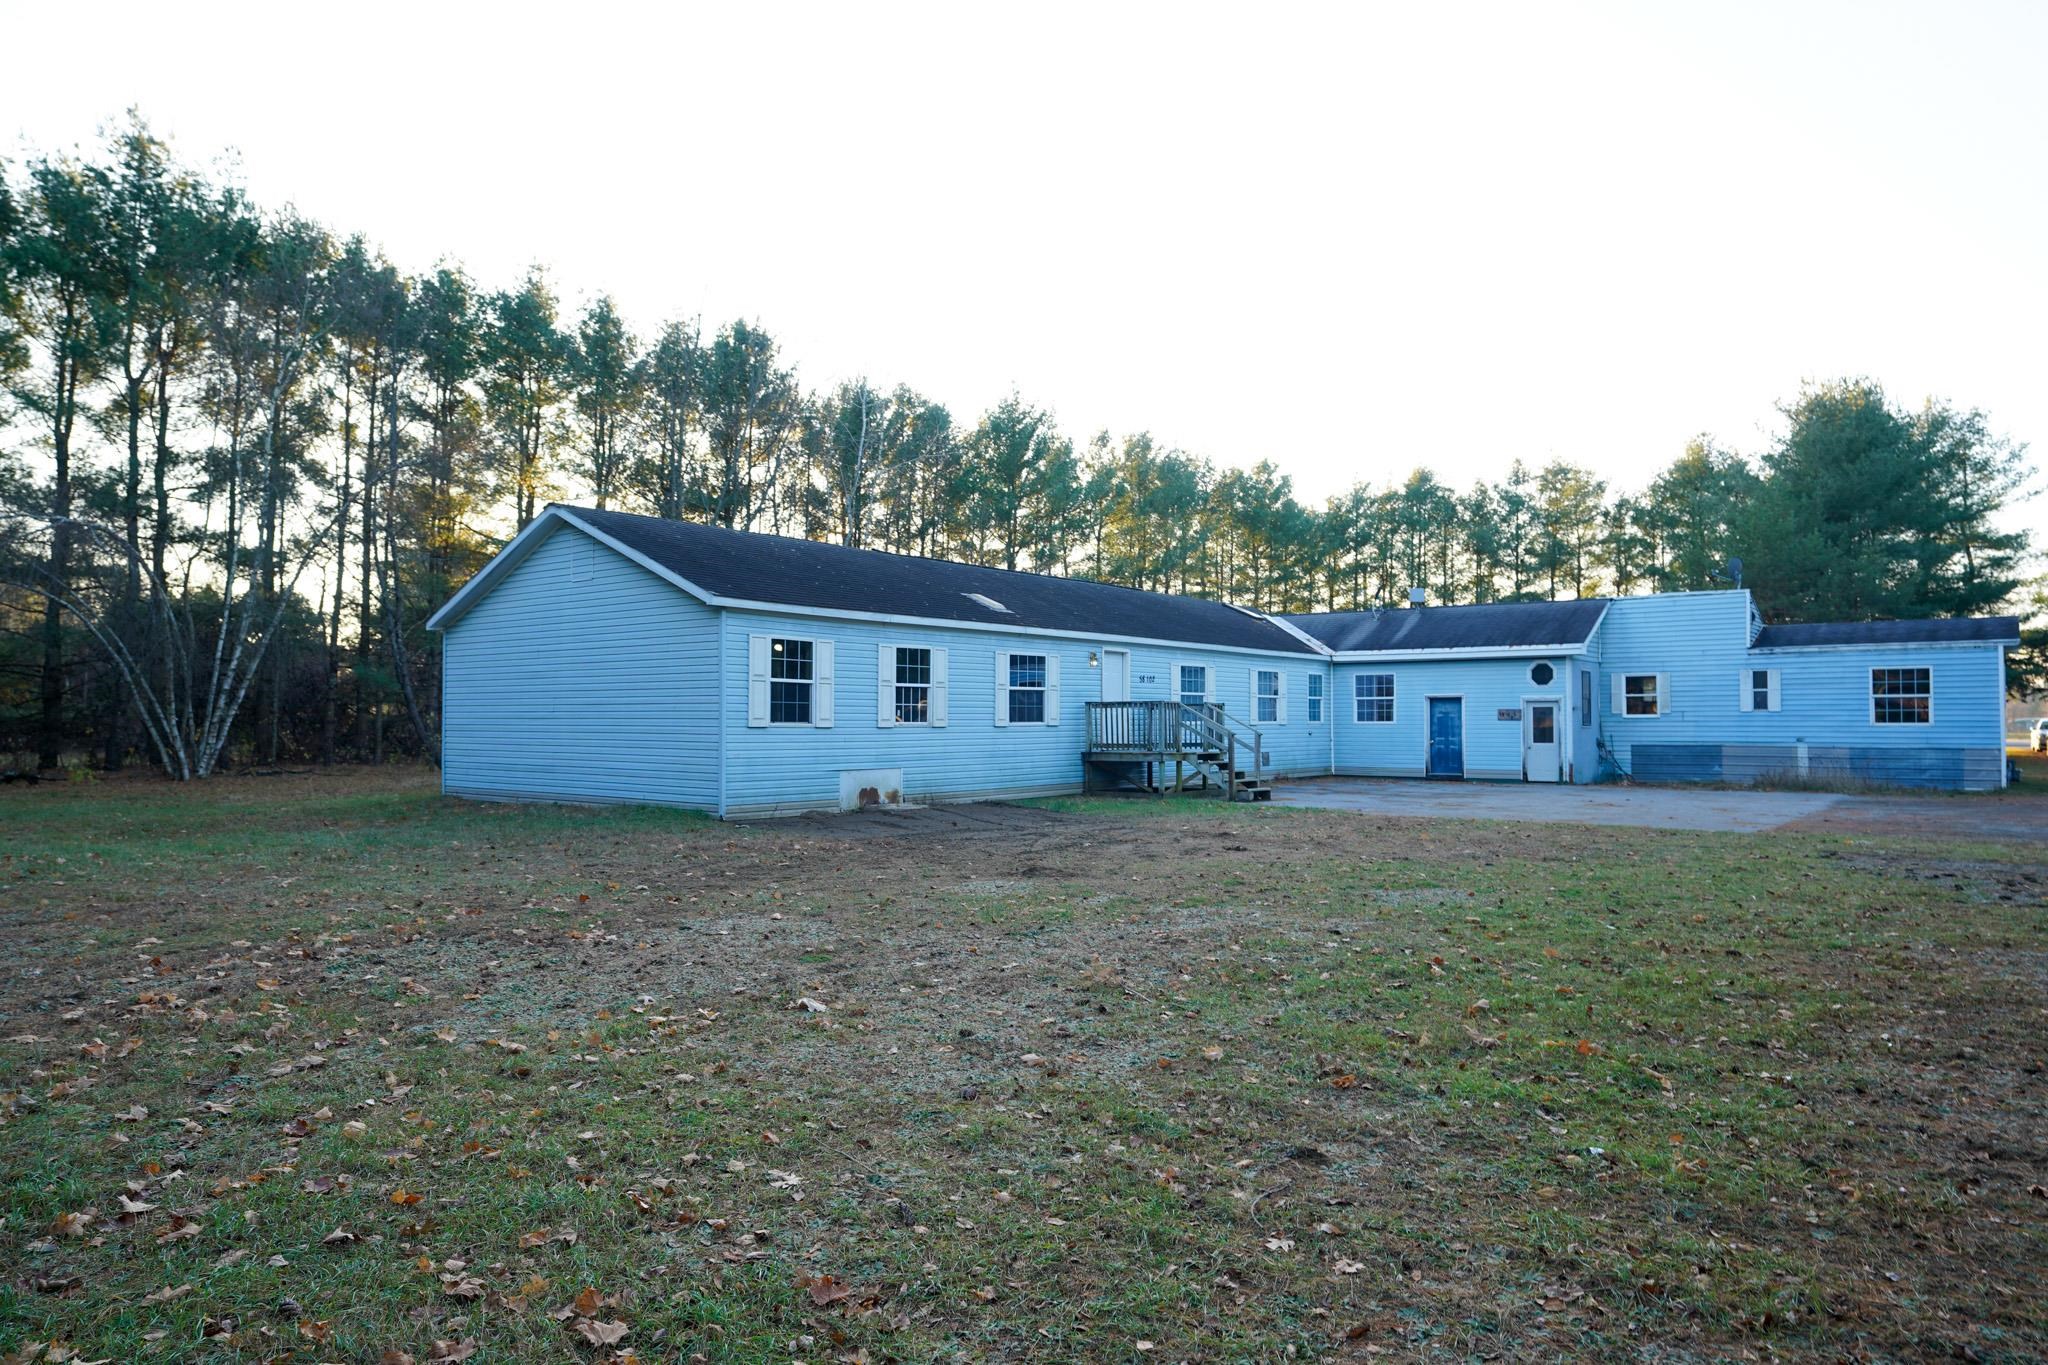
[1523,698,1561,782]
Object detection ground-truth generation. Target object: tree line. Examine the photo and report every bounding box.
[0,117,2037,775]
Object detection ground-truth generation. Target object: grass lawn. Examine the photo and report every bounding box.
[1,768,2044,1363]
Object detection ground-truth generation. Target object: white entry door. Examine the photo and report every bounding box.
[1101,648,1131,701]
[1524,701,1561,782]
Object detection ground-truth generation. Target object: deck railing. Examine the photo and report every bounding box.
[1084,700,1265,797]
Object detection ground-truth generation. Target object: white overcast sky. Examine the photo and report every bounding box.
[6,0,2045,514]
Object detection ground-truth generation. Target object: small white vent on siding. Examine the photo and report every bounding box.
[962,592,1013,614]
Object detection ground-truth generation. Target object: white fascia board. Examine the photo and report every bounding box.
[424,513,561,631]
[1329,642,1595,663]
[428,506,721,632]
[1749,638,2020,655]
[550,508,720,604]
[709,597,1317,659]
[1259,614,1336,656]
[432,506,1310,659]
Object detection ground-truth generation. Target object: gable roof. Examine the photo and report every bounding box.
[1751,617,2021,649]
[1280,600,1609,655]
[432,505,1318,655]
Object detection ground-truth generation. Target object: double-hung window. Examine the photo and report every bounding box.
[769,638,814,724]
[1741,667,1780,713]
[1306,674,1325,723]
[1623,674,1660,717]
[1179,665,1208,709]
[1008,654,1048,724]
[1354,672,1393,723]
[1255,669,1281,723]
[894,647,932,724]
[1871,667,1930,724]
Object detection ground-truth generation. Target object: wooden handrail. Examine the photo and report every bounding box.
[1083,700,1266,797]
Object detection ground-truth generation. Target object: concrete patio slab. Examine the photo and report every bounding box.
[1268,777,1843,832]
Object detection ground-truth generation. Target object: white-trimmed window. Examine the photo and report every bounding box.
[995,650,1059,727]
[770,638,814,724]
[876,644,948,727]
[1739,667,1780,714]
[1871,667,1930,724]
[1621,673,1662,717]
[1179,664,1209,708]
[1307,673,1325,723]
[1255,669,1283,723]
[895,647,931,723]
[1354,672,1393,723]
[749,635,834,728]
[1009,653,1047,724]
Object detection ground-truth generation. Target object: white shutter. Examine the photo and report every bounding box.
[877,643,895,727]
[1276,671,1289,724]
[1765,669,1781,712]
[930,649,950,727]
[1045,653,1062,725]
[994,651,1010,727]
[1205,666,1216,704]
[813,640,835,728]
[748,635,771,727]
[1610,674,1625,715]
[1738,670,1754,713]
[1655,672,1670,717]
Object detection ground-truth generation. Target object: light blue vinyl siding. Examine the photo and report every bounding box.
[441,523,721,809]
[1333,656,1582,781]
[1597,592,2006,789]
[717,608,1328,817]
[435,526,2011,808]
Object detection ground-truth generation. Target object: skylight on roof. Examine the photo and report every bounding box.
[962,592,1013,614]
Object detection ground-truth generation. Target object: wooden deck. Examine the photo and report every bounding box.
[1082,700,1272,800]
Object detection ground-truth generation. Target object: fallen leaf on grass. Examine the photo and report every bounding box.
[50,1212,94,1238]
[156,1216,201,1244]
[321,1226,359,1246]
[1333,1258,1367,1275]
[801,1273,854,1306]
[518,1227,579,1248]
[570,1319,629,1347]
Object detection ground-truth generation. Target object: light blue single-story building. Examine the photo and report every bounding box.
[425,505,2019,816]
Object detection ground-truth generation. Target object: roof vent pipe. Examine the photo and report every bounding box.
[1407,586,1426,608]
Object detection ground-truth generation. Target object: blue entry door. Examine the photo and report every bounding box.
[1427,698,1464,777]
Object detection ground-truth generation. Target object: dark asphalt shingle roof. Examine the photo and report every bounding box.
[1279,600,1609,654]
[1751,617,2021,649]
[561,506,1317,654]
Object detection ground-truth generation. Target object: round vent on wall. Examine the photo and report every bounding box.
[1530,661,1555,686]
